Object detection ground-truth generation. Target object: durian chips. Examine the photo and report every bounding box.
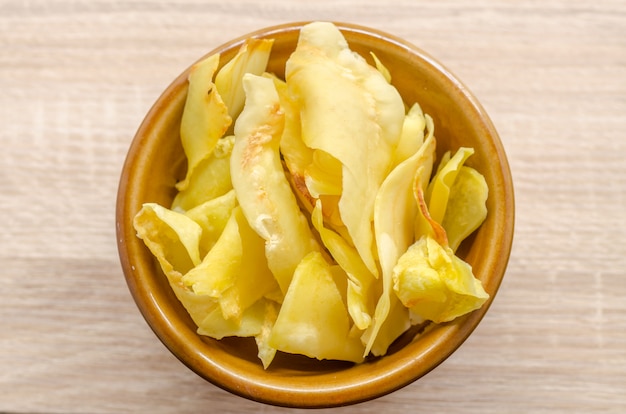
[134,22,489,368]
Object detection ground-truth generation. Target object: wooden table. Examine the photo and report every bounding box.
[2,1,625,412]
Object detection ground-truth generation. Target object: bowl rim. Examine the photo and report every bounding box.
[116,20,515,408]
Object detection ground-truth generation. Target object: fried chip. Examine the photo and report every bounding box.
[364,117,435,355]
[425,147,475,224]
[442,166,488,252]
[197,297,267,338]
[133,203,202,278]
[392,236,489,324]
[370,52,392,83]
[181,208,241,298]
[270,76,315,212]
[360,295,410,357]
[198,297,279,370]
[177,54,232,191]
[254,299,280,369]
[230,74,319,296]
[183,189,238,258]
[133,203,217,327]
[215,38,274,123]
[312,200,376,331]
[285,21,405,278]
[393,103,427,167]
[268,251,365,362]
[415,184,449,247]
[172,135,235,212]
[182,206,278,321]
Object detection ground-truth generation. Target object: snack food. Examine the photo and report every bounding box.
[133,21,490,368]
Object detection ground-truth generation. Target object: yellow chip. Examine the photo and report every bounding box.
[172,135,235,212]
[230,73,319,296]
[365,128,435,356]
[286,21,405,278]
[392,236,489,324]
[268,251,365,363]
[393,103,427,167]
[177,54,232,191]
[442,166,488,252]
[182,207,278,321]
[312,200,376,331]
[215,38,274,122]
[133,203,202,279]
[425,147,474,224]
[183,189,237,257]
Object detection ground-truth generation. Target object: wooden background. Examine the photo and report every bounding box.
[1,0,625,412]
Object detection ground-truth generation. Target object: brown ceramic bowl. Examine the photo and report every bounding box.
[116,21,514,408]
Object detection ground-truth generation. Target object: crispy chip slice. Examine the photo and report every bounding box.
[181,208,240,297]
[370,52,392,83]
[181,207,278,321]
[215,38,274,123]
[392,236,489,324]
[393,103,427,167]
[312,200,376,331]
[198,298,262,339]
[133,203,202,278]
[169,282,218,328]
[254,299,280,369]
[268,251,365,363]
[442,166,488,252]
[230,74,319,296]
[183,189,238,258]
[425,147,474,224]
[270,76,315,211]
[134,204,216,327]
[286,21,405,278]
[177,54,232,191]
[305,149,342,198]
[172,135,235,212]
[360,294,410,357]
[415,185,449,248]
[413,115,436,193]
[364,121,435,355]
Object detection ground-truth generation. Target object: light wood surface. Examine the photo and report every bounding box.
[1,1,625,412]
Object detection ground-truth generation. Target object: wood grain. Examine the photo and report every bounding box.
[1,0,625,412]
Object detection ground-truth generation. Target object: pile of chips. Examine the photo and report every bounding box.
[134,22,489,368]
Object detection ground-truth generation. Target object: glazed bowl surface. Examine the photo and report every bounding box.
[116,21,514,408]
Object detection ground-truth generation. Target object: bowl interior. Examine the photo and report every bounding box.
[116,22,514,408]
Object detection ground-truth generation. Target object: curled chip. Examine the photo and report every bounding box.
[365,115,436,356]
[182,206,278,321]
[183,189,238,257]
[177,54,231,192]
[312,199,376,332]
[442,166,489,252]
[133,203,215,326]
[134,203,202,276]
[215,38,274,122]
[286,21,405,278]
[426,147,475,225]
[392,236,489,324]
[230,74,320,297]
[172,136,235,212]
[268,251,365,363]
